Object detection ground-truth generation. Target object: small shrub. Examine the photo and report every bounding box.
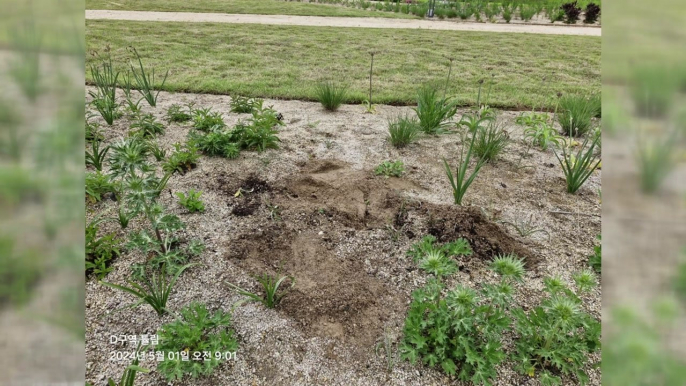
[101,263,196,316]
[130,113,165,138]
[192,107,226,132]
[561,1,581,23]
[524,122,564,150]
[414,86,458,135]
[156,302,238,381]
[588,234,601,274]
[400,255,523,383]
[190,129,240,159]
[86,140,110,171]
[502,5,513,22]
[230,95,262,114]
[554,133,601,193]
[163,142,199,175]
[176,189,205,213]
[129,47,168,107]
[166,103,193,123]
[584,3,601,23]
[519,4,537,21]
[512,275,601,385]
[374,160,405,178]
[388,114,420,148]
[472,120,510,162]
[86,171,117,203]
[85,218,121,279]
[227,273,294,309]
[314,81,348,111]
[558,95,595,137]
[443,132,486,205]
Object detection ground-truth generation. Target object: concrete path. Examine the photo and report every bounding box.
[86,10,601,36]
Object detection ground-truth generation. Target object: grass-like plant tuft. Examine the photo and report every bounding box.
[472,120,510,162]
[388,114,420,148]
[315,81,348,111]
[444,132,487,205]
[554,133,601,193]
[558,94,596,137]
[128,47,168,107]
[414,85,458,135]
[226,272,294,309]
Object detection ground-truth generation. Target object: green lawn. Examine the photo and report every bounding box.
[86,0,416,19]
[86,20,600,109]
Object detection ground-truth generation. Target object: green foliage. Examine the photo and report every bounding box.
[147,140,167,162]
[231,106,283,152]
[101,263,195,316]
[406,235,472,278]
[120,71,143,115]
[458,112,494,134]
[156,302,238,381]
[558,94,596,137]
[636,132,677,194]
[86,116,104,143]
[314,81,348,111]
[443,132,486,205]
[554,133,601,194]
[163,142,200,175]
[515,111,548,128]
[588,234,601,274]
[227,273,295,309]
[192,107,226,132]
[166,103,194,123]
[400,255,523,384]
[230,95,263,114]
[524,121,564,151]
[176,189,205,213]
[85,218,121,279]
[631,66,677,119]
[0,236,42,305]
[86,139,110,171]
[189,129,241,159]
[129,47,168,107]
[108,137,151,178]
[414,85,458,135]
[511,274,601,385]
[472,120,510,162]
[374,160,405,178]
[86,171,117,203]
[89,52,120,125]
[130,113,165,138]
[387,114,420,148]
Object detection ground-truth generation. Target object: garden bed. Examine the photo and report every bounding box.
[85,88,600,385]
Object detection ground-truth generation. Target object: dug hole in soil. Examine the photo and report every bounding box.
[85,88,601,386]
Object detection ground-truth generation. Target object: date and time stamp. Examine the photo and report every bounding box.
[107,334,237,362]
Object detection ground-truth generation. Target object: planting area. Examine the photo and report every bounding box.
[85,85,601,385]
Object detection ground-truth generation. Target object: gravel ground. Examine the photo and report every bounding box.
[85,88,601,386]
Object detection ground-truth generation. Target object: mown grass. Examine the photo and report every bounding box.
[86,20,600,109]
[85,0,416,19]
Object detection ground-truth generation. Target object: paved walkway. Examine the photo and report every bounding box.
[86,10,601,36]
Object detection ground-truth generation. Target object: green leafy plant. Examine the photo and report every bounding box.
[176,189,205,213]
[473,120,510,162]
[85,218,121,279]
[89,52,120,125]
[512,274,601,385]
[558,94,596,137]
[86,171,117,203]
[443,132,487,205]
[120,71,143,115]
[588,234,601,274]
[130,113,165,138]
[374,160,405,178]
[129,47,168,107]
[86,116,104,143]
[101,263,196,316]
[636,131,677,194]
[147,140,167,162]
[524,121,564,151]
[631,66,677,119]
[230,95,263,114]
[86,140,110,171]
[90,95,122,126]
[315,81,348,111]
[387,114,420,148]
[400,254,523,384]
[190,129,241,159]
[163,142,200,175]
[108,137,151,179]
[192,107,226,132]
[166,103,194,123]
[502,4,514,22]
[156,302,238,381]
[406,235,472,278]
[414,85,458,135]
[554,133,601,193]
[227,272,295,309]
[458,112,494,134]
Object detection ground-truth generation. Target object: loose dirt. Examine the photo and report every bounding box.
[85,10,601,36]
